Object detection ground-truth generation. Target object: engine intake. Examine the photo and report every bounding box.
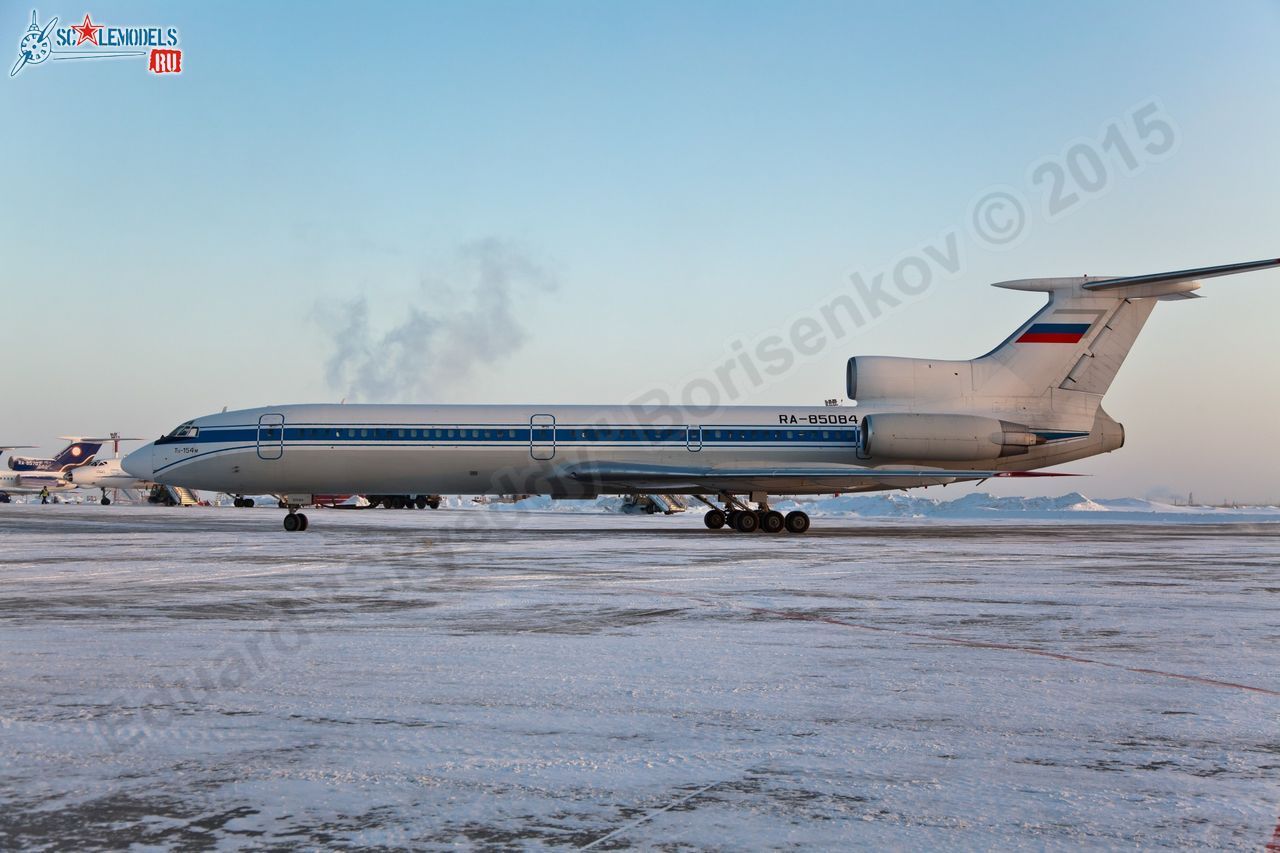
[861,413,1042,461]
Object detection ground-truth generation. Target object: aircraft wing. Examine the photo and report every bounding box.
[566,462,1078,493]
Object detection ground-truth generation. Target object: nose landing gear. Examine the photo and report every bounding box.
[283,509,309,532]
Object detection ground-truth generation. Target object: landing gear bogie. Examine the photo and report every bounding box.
[700,493,811,535]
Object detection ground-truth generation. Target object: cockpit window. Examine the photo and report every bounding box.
[166,422,200,440]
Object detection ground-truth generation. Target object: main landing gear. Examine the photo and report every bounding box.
[99,488,111,506]
[282,507,309,532]
[698,493,810,535]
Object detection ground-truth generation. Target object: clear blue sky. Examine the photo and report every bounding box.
[3,0,1279,500]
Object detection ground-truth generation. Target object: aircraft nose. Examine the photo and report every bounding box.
[122,444,155,480]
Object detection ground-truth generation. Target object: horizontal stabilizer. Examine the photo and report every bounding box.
[1081,257,1280,291]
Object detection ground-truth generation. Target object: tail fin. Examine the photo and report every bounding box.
[847,258,1278,429]
[48,441,102,471]
[973,281,1160,401]
[977,257,1278,403]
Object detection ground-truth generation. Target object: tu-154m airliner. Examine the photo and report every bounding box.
[123,257,1279,534]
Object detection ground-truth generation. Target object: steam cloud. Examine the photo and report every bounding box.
[318,239,557,403]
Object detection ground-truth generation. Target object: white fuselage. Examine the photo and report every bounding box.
[68,458,149,491]
[0,469,74,494]
[123,403,1111,498]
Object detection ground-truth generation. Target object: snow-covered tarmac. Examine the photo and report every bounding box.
[1,504,1278,849]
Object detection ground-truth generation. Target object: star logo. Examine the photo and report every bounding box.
[71,13,103,46]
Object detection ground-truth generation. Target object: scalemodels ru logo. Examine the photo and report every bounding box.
[10,9,182,77]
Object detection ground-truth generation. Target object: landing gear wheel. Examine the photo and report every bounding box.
[784,511,811,534]
[703,509,726,529]
[415,495,428,509]
[733,510,759,533]
[283,513,301,532]
[100,496,111,506]
[426,496,440,510]
[760,510,785,534]
[297,513,309,531]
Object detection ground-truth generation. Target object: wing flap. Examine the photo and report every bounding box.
[566,462,1077,492]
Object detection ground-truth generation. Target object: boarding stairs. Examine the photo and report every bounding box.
[624,494,690,514]
[148,485,201,506]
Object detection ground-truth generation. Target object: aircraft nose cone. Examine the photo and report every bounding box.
[122,444,155,480]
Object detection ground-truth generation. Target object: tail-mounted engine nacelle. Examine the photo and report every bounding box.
[860,413,1043,461]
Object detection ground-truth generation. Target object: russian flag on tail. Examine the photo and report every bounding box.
[1016,322,1091,344]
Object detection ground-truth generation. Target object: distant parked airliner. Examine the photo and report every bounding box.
[123,258,1279,533]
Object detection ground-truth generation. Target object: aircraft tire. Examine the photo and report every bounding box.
[283,513,301,532]
[298,513,309,531]
[427,496,441,510]
[415,495,428,509]
[733,510,759,533]
[784,511,811,534]
[101,497,111,506]
[760,510,785,533]
[703,509,726,529]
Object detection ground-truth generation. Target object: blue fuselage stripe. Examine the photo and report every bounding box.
[160,425,864,447]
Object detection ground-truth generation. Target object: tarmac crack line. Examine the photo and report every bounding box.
[743,606,1280,698]
[578,776,731,851]
[613,586,1280,699]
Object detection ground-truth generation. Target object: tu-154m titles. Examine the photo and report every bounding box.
[123,257,1279,534]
